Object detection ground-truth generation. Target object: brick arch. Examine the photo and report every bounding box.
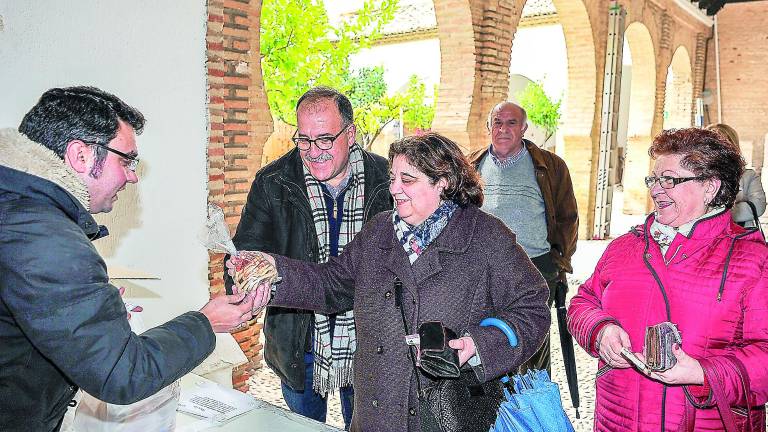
[622,21,657,214]
[547,0,598,239]
[432,0,498,152]
[663,46,693,129]
[551,0,597,139]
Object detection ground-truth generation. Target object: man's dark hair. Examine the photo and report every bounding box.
[19,86,145,177]
[295,86,354,126]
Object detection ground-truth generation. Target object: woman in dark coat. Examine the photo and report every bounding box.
[235,133,550,431]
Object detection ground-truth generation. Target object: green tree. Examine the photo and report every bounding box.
[348,69,436,150]
[515,81,561,142]
[260,0,398,125]
[399,75,436,132]
[347,66,387,108]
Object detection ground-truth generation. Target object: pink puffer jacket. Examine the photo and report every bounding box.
[568,211,768,431]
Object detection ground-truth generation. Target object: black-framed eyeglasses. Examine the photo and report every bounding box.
[644,175,706,189]
[85,142,140,172]
[291,124,351,151]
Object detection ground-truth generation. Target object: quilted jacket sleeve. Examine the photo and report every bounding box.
[567,243,620,357]
[1,204,215,405]
[695,257,768,407]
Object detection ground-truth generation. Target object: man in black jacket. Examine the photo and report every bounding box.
[0,86,257,432]
[226,87,391,428]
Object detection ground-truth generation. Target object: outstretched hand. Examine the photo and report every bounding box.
[199,291,258,333]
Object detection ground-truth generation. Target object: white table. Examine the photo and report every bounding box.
[176,374,342,432]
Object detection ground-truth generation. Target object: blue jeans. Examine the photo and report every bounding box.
[281,353,354,430]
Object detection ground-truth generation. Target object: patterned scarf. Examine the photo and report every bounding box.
[303,144,366,395]
[650,207,726,255]
[393,200,459,264]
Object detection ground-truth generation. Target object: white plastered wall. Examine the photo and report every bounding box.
[0,1,213,331]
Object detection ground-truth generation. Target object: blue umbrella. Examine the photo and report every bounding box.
[481,318,575,432]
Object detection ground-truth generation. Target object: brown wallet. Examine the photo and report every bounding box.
[644,321,682,372]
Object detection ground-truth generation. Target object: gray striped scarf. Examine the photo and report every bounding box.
[303,144,365,395]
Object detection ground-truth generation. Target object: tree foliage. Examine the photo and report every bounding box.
[515,81,561,142]
[260,0,397,125]
[347,68,436,150]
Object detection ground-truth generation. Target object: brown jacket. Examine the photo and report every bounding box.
[468,140,579,273]
[271,206,551,431]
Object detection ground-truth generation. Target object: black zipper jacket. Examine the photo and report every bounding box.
[225,146,392,390]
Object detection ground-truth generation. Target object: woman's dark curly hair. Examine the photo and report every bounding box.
[649,128,744,209]
[388,133,484,207]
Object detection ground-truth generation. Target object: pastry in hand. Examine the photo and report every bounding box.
[231,251,278,294]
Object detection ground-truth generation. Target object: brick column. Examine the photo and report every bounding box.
[206,0,272,392]
[432,0,521,153]
[432,0,479,151]
[636,11,673,215]
[691,32,707,126]
[652,9,673,136]
[552,0,602,239]
[467,0,520,152]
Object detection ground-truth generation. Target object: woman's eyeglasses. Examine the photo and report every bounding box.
[644,175,705,189]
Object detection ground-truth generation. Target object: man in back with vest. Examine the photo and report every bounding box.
[467,101,578,375]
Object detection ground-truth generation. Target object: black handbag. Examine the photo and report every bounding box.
[394,278,503,432]
[418,321,461,379]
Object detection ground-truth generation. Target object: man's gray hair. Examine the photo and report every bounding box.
[486,102,527,130]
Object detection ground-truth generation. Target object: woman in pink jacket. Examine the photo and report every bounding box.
[568,128,768,431]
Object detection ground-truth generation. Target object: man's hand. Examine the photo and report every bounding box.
[448,337,477,366]
[648,344,705,385]
[200,291,258,333]
[597,324,632,368]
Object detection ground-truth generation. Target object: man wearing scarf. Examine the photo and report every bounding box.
[467,101,579,375]
[225,87,391,429]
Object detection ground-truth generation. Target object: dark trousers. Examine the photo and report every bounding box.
[281,352,355,430]
[518,251,560,376]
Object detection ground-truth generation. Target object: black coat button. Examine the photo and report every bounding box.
[384,291,392,299]
[291,363,298,369]
[376,345,384,354]
[372,399,379,407]
[409,407,416,416]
